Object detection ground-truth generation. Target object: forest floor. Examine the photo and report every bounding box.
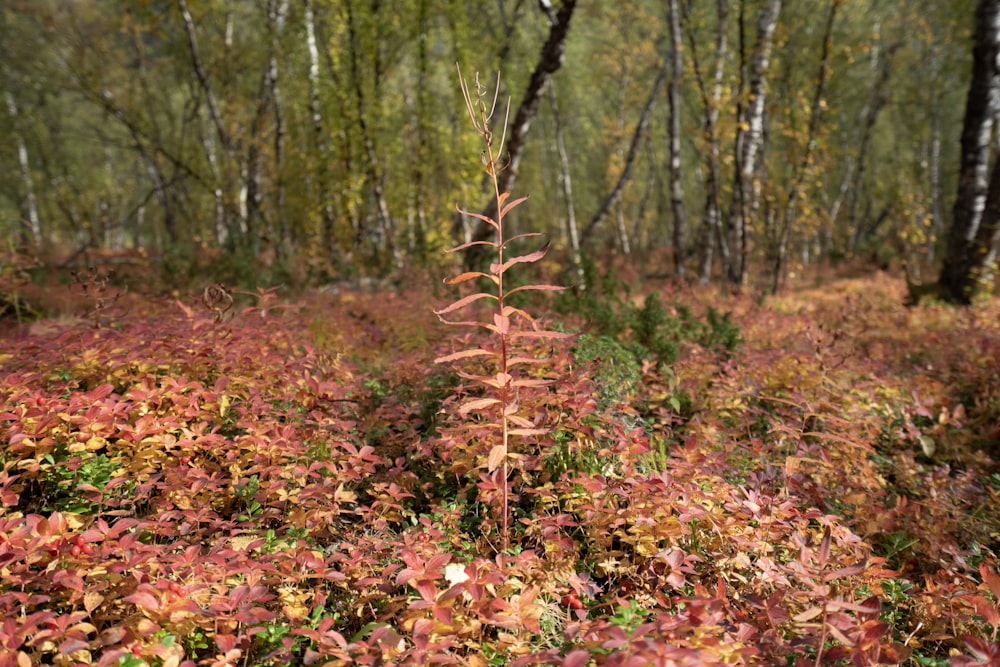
[1,268,999,666]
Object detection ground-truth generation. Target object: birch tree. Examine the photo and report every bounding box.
[666,0,686,278]
[938,0,1000,303]
[686,0,730,284]
[727,0,781,288]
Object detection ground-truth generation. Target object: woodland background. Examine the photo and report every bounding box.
[5,2,1000,666]
[0,0,980,293]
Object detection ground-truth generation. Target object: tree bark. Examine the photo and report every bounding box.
[726,0,781,288]
[938,0,1000,303]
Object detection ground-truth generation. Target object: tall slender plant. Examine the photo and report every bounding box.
[434,67,570,549]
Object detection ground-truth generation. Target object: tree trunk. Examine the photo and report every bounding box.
[667,0,686,278]
[304,0,338,259]
[771,0,839,293]
[179,0,240,246]
[613,59,633,256]
[548,81,584,288]
[246,0,289,259]
[687,0,730,284]
[4,90,42,248]
[927,77,944,266]
[582,57,669,245]
[345,0,397,270]
[847,23,898,253]
[268,0,289,256]
[726,0,781,288]
[463,0,578,268]
[938,0,1000,303]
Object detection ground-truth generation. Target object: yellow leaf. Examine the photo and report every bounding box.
[84,592,105,614]
[86,436,108,452]
[487,445,506,472]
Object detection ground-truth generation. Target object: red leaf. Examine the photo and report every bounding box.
[562,650,591,667]
[962,635,991,660]
[818,526,831,563]
[857,620,890,648]
[455,207,499,230]
[981,563,1000,601]
[215,634,238,652]
[967,594,1000,629]
[415,579,438,602]
[498,240,551,274]
[87,384,115,401]
[433,604,453,624]
[499,195,529,219]
[425,553,452,573]
[124,591,160,613]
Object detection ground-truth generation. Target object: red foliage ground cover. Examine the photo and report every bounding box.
[0,275,998,666]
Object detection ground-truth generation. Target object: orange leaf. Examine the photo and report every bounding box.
[434,349,497,364]
[512,378,553,388]
[506,283,569,297]
[511,330,574,340]
[509,428,549,436]
[487,445,506,472]
[502,232,544,246]
[459,398,501,416]
[445,239,498,253]
[445,271,495,285]
[792,607,823,623]
[507,415,534,428]
[434,292,496,316]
